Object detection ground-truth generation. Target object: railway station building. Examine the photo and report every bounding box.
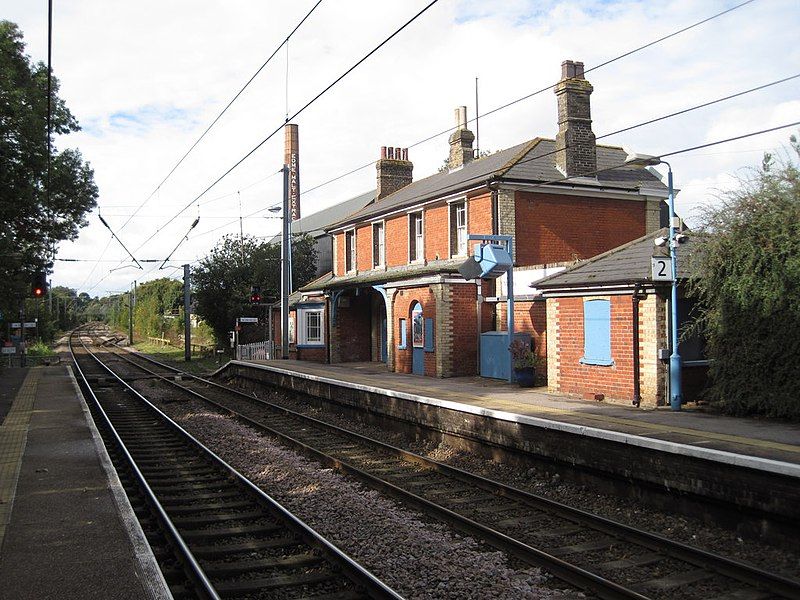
[284,60,670,380]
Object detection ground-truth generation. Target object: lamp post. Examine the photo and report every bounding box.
[625,153,682,411]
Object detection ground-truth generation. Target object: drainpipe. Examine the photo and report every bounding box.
[632,285,642,407]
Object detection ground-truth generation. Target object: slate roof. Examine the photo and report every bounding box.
[270,189,375,243]
[300,258,464,292]
[535,228,694,290]
[328,139,667,230]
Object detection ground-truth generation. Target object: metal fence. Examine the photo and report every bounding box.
[236,341,276,361]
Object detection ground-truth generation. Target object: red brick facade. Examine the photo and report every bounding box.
[393,287,437,376]
[515,192,646,264]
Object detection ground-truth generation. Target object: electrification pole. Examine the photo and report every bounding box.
[281,164,290,359]
[184,264,191,362]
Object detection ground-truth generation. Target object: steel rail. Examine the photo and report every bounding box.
[70,330,221,600]
[75,327,403,600]
[111,339,800,600]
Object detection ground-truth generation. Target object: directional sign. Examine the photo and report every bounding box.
[651,257,674,281]
[11,323,21,328]
[23,322,37,328]
[1,347,16,354]
[238,317,259,323]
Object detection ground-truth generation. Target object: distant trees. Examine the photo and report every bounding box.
[192,234,317,344]
[0,22,98,324]
[688,135,800,420]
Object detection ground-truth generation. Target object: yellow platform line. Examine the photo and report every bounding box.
[0,368,42,554]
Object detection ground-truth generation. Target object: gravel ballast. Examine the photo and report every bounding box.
[134,379,582,599]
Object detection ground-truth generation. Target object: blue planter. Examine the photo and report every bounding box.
[514,367,536,388]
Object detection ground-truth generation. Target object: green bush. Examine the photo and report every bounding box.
[689,135,800,420]
[26,340,55,356]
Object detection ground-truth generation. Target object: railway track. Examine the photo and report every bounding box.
[91,327,800,600]
[70,327,401,600]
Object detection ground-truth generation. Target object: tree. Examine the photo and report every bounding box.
[0,22,98,324]
[192,234,317,345]
[688,135,800,419]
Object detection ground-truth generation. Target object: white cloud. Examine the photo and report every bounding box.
[2,0,798,295]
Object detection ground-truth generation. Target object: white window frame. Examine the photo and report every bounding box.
[409,211,424,263]
[345,228,356,273]
[449,200,468,257]
[372,221,385,268]
[298,307,325,346]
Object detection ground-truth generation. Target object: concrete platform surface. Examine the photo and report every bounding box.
[235,359,800,470]
[0,366,170,600]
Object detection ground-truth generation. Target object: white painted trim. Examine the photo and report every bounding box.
[229,360,800,479]
[328,184,486,234]
[344,227,356,274]
[371,220,386,269]
[508,182,668,200]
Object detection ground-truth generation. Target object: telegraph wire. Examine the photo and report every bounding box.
[130,0,442,254]
[300,0,760,199]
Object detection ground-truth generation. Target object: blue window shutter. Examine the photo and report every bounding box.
[581,299,613,366]
[424,318,434,352]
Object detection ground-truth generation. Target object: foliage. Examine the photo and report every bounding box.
[0,22,98,321]
[509,339,536,370]
[687,135,800,419]
[192,233,318,344]
[26,340,54,356]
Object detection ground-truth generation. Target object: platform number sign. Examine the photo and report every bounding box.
[651,257,674,281]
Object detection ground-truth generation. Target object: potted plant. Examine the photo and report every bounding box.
[509,339,537,387]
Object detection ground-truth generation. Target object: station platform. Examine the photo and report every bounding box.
[230,359,800,470]
[0,365,170,600]
[220,358,800,543]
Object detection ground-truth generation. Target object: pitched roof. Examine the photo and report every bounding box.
[535,228,694,290]
[328,139,667,230]
[271,189,375,243]
[300,258,464,292]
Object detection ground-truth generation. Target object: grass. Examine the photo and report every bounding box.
[132,341,227,375]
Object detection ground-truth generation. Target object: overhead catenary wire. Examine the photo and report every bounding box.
[129,0,442,255]
[299,0,760,200]
[117,0,324,233]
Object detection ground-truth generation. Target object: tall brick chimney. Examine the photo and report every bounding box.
[376,146,413,200]
[554,60,596,178]
[447,106,475,170]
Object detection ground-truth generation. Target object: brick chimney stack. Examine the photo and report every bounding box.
[447,106,475,170]
[376,146,413,200]
[554,60,596,178]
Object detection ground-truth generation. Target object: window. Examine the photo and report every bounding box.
[580,299,613,366]
[298,306,324,346]
[411,302,424,347]
[372,222,385,267]
[450,201,467,256]
[398,318,407,349]
[409,212,423,262]
[345,230,355,272]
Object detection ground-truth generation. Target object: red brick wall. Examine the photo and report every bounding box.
[385,214,407,267]
[555,295,635,402]
[497,300,547,358]
[334,232,345,276]
[449,284,478,376]
[334,292,372,362]
[392,287,436,376]
[296,347,326,363]
[424,204,448,261]
[356,224,372,272]
[469,192,493,236]
[515,192,646,265]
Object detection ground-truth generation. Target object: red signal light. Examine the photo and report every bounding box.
[33,287,44,297]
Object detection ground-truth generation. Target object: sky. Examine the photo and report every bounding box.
[3,0,799,296]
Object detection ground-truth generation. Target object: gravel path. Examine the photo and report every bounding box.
[135,380,583,600]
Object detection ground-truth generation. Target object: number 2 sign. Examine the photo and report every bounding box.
[651,257,674,281]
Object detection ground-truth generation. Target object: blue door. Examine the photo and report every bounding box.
[411,302,424,375]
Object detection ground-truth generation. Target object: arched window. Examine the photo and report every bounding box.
[411,302,424,348]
